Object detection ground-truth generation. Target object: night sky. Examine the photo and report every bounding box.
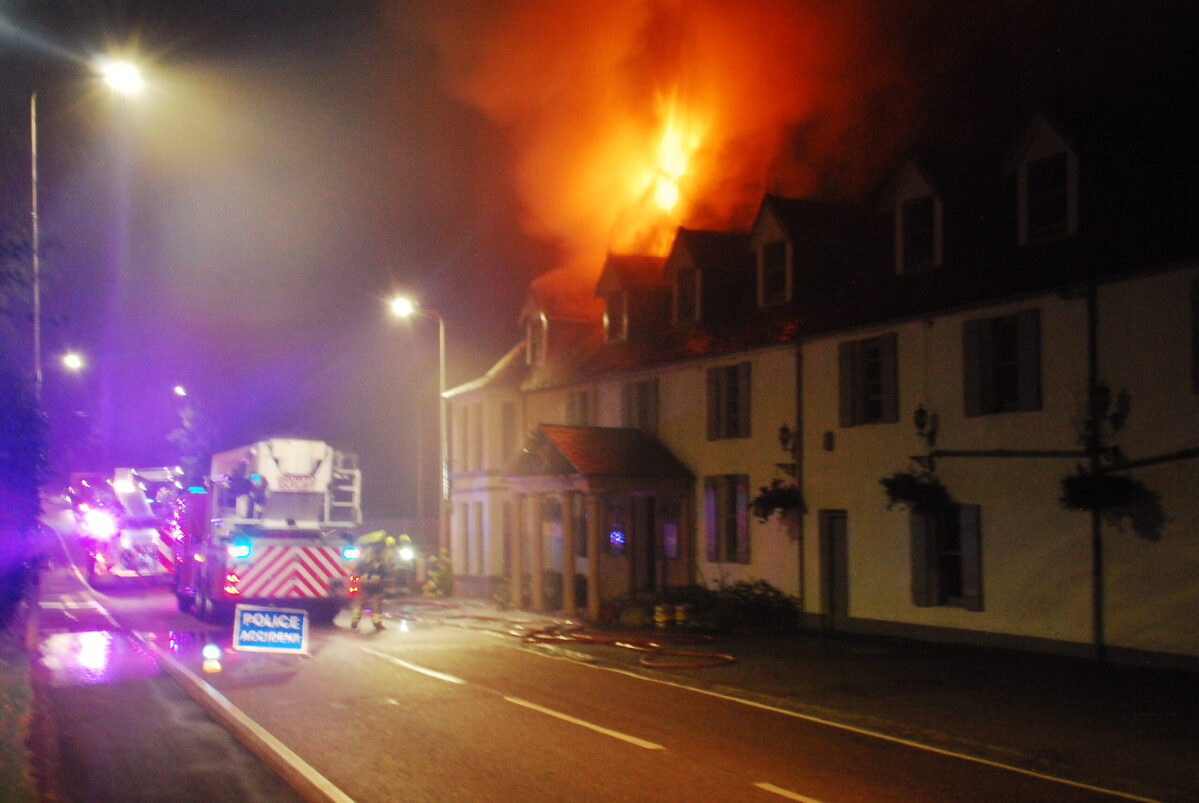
[1,1,1194,517]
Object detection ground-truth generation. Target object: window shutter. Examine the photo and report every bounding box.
[959,504,983,611]
[880,333,900,423]
[737,361,752,437]
[735,475,750,563]
[647,378,659,434]
[703,477,718,562]
[706,368,718,440]
[1192,278,1199,393]
[909,511,938,606]
[838,342,855,427]
[1016,309,1042,411]
[962,319,983,417]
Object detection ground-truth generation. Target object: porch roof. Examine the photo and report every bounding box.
[505,425,693,482]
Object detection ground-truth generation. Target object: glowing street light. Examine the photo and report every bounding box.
[389,295,449,554]
[173,385,188,397]
[62,352,85,372]
[98,60,145,96]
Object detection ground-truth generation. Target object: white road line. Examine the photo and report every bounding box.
[358,647,466,684]
[49,528,121,628]
[504,695,665,750]
[754,781,824,802]
[517,644,1160,803]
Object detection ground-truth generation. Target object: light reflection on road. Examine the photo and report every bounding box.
[39,631,159,686]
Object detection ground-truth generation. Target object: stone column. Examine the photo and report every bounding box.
[586,492,602,622]
[530,492,545,611]
[510,493,524,609]
[561,491,578,615]
[679,493,693,587]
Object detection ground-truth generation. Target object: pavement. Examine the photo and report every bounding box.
[393,599,1199,803]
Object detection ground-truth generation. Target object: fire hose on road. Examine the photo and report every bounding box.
[395,600,737,669]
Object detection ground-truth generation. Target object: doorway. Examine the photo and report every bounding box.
[630,495,657,593]
[819,510,849,628]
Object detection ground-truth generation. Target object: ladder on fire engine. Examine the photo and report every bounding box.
[327,456,362,526]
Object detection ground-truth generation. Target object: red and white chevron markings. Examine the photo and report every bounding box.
[235,545,349,599]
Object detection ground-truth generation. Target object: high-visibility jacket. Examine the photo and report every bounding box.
[357,556,391,589]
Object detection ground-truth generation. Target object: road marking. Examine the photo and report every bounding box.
[754,781,824,802]
[48,529,122,628]
[359,647,466,684]
[519,645,1160,803]
[39,597,101,615]
[504,695,665,750]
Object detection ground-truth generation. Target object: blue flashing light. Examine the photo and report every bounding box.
[250,473,260,482]
[201,643,222,661]
[342,545,360,560]
[229,541,252,560]
[188,486,208,494]
[609,529,626,548]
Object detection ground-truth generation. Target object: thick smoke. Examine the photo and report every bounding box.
[417,0,913,285]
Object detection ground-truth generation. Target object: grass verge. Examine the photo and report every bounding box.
[0,614,36,802]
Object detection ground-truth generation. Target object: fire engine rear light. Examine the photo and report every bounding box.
[223,572,241,595]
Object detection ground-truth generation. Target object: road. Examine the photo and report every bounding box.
[33,509,1139,802]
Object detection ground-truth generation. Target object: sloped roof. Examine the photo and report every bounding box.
[505,425,693,480]
[596,253,669,296]
[665,227,752,279]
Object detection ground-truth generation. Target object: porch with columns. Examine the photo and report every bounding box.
[503,426,694,619]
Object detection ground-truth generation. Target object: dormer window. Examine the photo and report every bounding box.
[759,240,790,306]
[604,290,628,342]
[526,313,547,365]
[900,195,937,273]
[675,267,698,324]
[1025,153,1068,239]
[1011,116,1078,246]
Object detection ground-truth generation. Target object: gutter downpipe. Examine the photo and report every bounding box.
[1086,284,1106,663]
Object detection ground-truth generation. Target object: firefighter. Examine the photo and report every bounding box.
[350,536,394,632]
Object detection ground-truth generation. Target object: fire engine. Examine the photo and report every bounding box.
[173,438,362,624]
[69,468,182,587]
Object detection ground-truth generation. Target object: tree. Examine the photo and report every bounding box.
[167,396,212,487]
[0,350,48,625]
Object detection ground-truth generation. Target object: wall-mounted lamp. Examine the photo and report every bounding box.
[913,404,939,447]
[777,424,798,477]
[778,423,793,454]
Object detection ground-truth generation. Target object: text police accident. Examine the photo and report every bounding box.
[232,604,310,654]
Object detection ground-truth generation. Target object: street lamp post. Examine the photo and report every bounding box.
[390,297,449,555]
[30,93,41,394]
[30,60,143,398]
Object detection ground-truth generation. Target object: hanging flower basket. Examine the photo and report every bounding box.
[879,470,951,514]
[1060,467,1146,511]
[1059,466,1164,541]
[750,479,806,522]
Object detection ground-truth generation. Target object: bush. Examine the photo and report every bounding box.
[607,580,800,633]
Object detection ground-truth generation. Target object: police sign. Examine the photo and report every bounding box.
[232,604,309,654]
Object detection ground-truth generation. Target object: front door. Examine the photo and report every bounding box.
[630,495,656,593]
[819,510,849,628]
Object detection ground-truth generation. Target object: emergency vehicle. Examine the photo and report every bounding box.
[69,468,182,587]
[173,438,362,624]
